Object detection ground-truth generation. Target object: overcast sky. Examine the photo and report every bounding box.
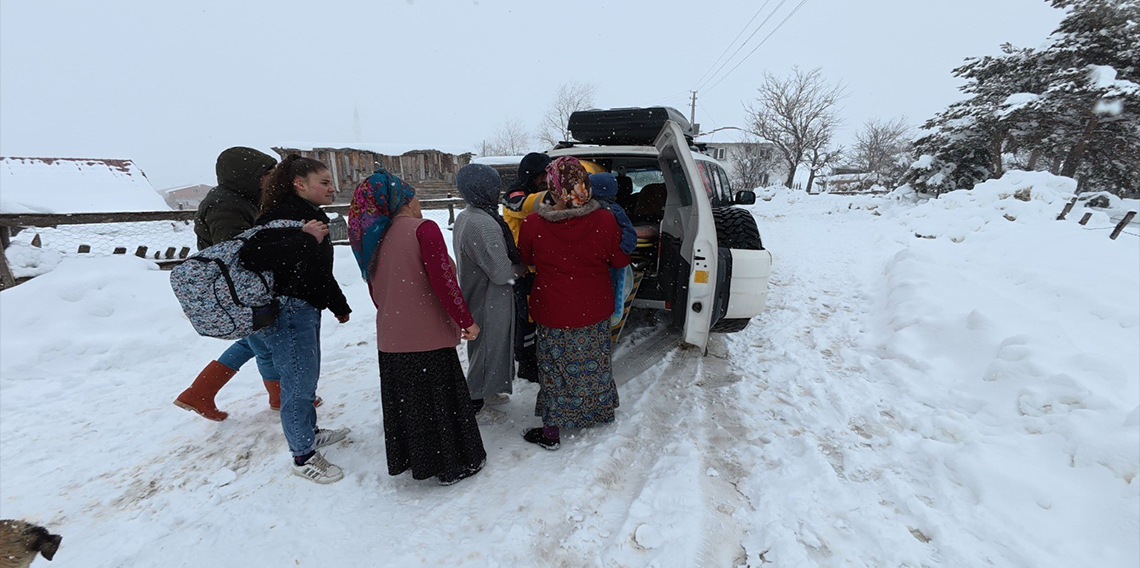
[1,0,1064,189]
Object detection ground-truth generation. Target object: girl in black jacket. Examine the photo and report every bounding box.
[240,155,352,484]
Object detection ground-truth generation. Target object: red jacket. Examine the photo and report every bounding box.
[518,202,632,329]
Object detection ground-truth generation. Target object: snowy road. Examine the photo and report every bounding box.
[2,174,1137,567]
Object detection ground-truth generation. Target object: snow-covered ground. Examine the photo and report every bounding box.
[1,172,1136,566]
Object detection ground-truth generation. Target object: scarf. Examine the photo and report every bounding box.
[456,164,520,264]
[348,167,416,282]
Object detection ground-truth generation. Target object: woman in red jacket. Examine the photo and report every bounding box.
[517,157,632,450]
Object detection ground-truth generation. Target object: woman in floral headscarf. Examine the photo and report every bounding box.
[348,167,486,485]
[516,157,632,450]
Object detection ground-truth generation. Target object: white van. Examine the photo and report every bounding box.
[488,107,773,352]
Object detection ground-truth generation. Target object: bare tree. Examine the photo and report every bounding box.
[746,67,847,188]
[537,82,598,147]
[804,123,844,192]
[482,118,532,156]
[851,116,912,187]
[730,135,780,189]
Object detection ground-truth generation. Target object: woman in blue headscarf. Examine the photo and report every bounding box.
[349,168,486,485]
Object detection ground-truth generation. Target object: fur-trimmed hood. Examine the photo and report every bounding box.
[537,199,601,222]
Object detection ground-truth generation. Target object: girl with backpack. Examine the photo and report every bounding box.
[239,155,353,484]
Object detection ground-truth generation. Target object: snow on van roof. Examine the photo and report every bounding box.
[0,157,170,214]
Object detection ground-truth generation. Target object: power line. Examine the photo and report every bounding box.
[691,0,773,90]
[697,100,720,130]
[703,0,811,96]
[648,91,692,106]
[693,0,790,93]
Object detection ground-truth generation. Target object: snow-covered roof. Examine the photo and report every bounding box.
[0,157,170,214]
[472,156,525,166]
[159,183,212,195]
[694,128,761,145]
[275,142,475,157]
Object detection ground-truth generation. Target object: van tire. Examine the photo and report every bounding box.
[713,207,762,250]
[710,318,750,333]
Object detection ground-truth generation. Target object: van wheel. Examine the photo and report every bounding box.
[713,207,762,250]
[710,318,749,333]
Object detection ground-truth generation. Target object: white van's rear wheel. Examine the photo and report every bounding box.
[710,318,749,333]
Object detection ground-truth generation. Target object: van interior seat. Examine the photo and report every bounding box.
[634,225,659,239]
[616,175,636,212]
[632,183,667,224]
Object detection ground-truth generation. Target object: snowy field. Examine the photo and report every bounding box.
[1,172,1137,567]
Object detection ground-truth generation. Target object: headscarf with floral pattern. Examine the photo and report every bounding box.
[347,167,416,282]
[545,156,592,208]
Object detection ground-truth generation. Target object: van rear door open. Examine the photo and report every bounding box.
[654,121,717,352]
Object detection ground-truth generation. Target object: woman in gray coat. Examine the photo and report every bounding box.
[453,164,525,423]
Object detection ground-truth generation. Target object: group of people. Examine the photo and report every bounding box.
[174,147,632,485]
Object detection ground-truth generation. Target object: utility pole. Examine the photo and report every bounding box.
[689,91,698,125]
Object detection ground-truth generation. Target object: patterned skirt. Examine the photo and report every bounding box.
[378,348,487,481]
[535,320,620,429]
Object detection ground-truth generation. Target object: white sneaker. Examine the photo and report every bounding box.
[475,406,507,425]
[485,393,511,406]
[291,451,344,484]
[314,427,350,449]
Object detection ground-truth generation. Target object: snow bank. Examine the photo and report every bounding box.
[886,170,1078,242]
[865,212,1139,566]
[730,176,1138,566]
[0,157,170,214]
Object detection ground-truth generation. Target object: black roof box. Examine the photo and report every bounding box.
[568,107,695,146]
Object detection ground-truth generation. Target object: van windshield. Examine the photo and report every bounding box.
[626,169,665,194]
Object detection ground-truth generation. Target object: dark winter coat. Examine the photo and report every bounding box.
[238,193,351,318]
[193,147,278,250]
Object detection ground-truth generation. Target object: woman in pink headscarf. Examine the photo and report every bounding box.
[516,157,632,450]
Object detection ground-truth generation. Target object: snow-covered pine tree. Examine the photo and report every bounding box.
[906,45,1044,195]
[1023,0,1140,195]
[906,0,1139,197]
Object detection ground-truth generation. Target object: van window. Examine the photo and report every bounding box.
[710,165,726,203]
[697,162,718,203]
[666,160,693,207]
[626,169,665,194]
[716,165,734,200]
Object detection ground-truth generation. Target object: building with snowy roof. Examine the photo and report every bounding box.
[694,130,785,190]
[159,184,213,210]
[0,157,170,214]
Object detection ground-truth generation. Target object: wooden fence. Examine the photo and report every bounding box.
[0,198,466,289]
[1055,197,1138,240]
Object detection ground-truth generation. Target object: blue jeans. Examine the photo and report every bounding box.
[216,335,280,381]
[256,297,321,457]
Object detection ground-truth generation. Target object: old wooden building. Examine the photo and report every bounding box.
[272,144,474,202]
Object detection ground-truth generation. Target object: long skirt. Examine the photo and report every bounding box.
[535,320,620,429]
[378,348,487,481]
